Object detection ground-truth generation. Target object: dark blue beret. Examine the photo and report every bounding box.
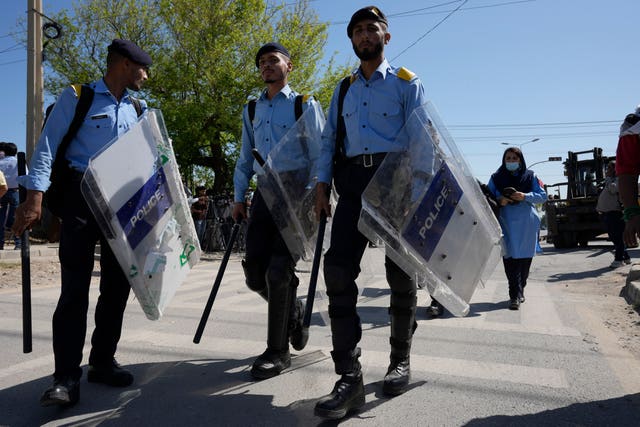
[108,39,152,67]
[255,42,290,68]
[347,6,388,38]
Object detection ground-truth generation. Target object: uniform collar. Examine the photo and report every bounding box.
[355,58,391,82]
[94,78,134,100]
[259,84,293,101]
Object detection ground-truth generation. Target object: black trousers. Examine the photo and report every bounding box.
[324,163,416,371]
[502,257,532,300]
[53,173,131,381]
[244,189,296,285]
[601,211,629,261]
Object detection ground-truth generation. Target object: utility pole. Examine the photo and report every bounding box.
[26,0,43,161]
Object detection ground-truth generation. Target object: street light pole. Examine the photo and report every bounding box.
[501,137,540,148]
[528,156,563,168]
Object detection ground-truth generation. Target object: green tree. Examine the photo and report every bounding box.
[41,0,351,194]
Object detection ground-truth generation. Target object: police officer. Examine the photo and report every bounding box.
[12,39,151,407]
[313,6,428,419]
[232,42,323,379]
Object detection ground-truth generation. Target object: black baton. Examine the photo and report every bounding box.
[193,219,242,344]
[301,212,326,335]
[17,152,32,353]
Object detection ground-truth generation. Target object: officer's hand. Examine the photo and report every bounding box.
[623,216,640,247]
[12,190,43,235]
[498,196,511,207]
[232,202,246,223]
[510,191,526,202]
[315,182,331,220]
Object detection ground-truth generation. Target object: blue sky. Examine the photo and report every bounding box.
[2,0,640,192]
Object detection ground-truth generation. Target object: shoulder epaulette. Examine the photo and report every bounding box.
[302,94,311,103]
[70,83,83,98]
[349,74,358,84]
[396,67,416,82]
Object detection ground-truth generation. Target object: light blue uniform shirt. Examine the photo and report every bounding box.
[22,79,147,191]
[317,58,427,184]
[487,175,547,258]
[0,155,19,188]
[233,85,322,203]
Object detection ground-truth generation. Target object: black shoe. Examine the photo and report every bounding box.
[250,348,291,380]
[87,359,134,387]
[314,374,365,420]
[289,300,308,351]
[40,377,80,407]
[427,304,442,318]
[383,357,411,396]
[519,296,525,303]
[509,299,520,310]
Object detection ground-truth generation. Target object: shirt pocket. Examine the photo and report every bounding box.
[83,114,113,140]
[370,102,402,138]
[341,105,359,137]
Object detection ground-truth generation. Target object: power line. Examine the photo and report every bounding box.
[0,58,25,67]
[391,0,469,61]
[455,131,617,141]
[450,119,619,129]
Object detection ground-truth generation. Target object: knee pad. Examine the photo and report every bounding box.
[266,255,294,290]
[242,259,266,293]
[386,265,416,296]
[323,263,353,296]
[390,288,417,311]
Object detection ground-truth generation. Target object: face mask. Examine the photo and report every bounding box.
[505,162,519,172]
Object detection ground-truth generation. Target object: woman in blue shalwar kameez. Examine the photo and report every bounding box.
[488,147,547,310]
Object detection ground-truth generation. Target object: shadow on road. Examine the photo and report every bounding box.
[464,392,640,426]
[546,265,613,282]
[0,356,332,426]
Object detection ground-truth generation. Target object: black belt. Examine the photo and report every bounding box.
[346,153,387,168]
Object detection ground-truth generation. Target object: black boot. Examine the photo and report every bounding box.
[384,286,416,396]
[383,356,410,396]
[40,376,80,407]
[314,373,365,419]
[251,259,294,380]
[288,276,308,351]
[314,348,365,420]
[250,348,291,379]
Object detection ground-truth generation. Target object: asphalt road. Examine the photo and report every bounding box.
[1,242,639,426]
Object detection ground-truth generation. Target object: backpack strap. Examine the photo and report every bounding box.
[248,99,257,123]
[294,94,307,120]
[334,75,354,163]
[51,84,95,169]
[130,95,143,117]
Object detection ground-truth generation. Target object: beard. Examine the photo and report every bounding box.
[352,40,384,61]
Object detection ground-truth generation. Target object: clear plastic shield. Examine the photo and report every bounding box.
[358,102,502,317]
[256,103,325,261]
[81,109,201,320]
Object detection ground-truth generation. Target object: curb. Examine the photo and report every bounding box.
[0,245,59,263]
[624,264,640,307]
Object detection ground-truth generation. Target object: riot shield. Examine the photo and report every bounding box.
[358,102,502,317]
[81,109,201,320]
[255,102,325,261]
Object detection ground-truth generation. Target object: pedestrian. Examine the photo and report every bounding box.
[12,39,151,407]
[191,185,208,245]
[313,6,428,420]
[487,147,547,310]
[0,142,21,250]
[0,169,7,199]
[232,42,324,380]
[616,107,640,247]
[596,161,630,267]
